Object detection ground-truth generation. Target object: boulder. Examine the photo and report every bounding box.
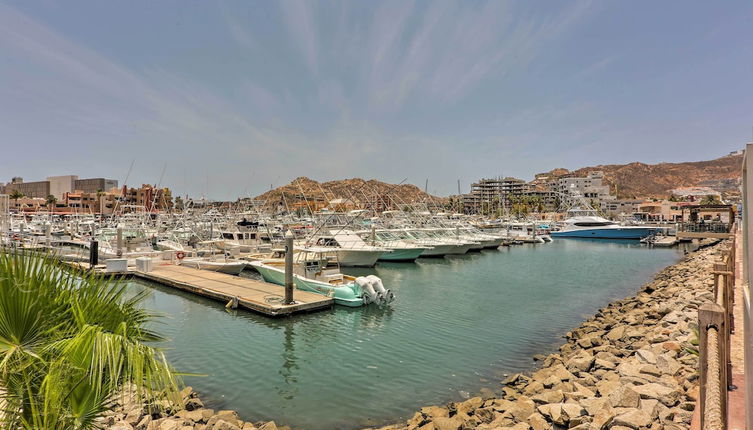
[531,391,563,405]
[635,350,657,365]
[526,413,549,430]
[258,422,278,430]
[159,419,183,430]
[185,398,204,411]
[421,406,449,419]
[212,420,241,430]
[609,384,641,408]
[595,379,621,397]
[566,351,595,373]
[456,397,483,415]
[605,326,627,341]
[612,409,652,429]
[431,416,462,430]
[537,403,583,426]
[632,383,681,406]
[590,407,615,430]
[508,397,535,422]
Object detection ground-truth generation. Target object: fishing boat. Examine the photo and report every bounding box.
[306,230,390,267]
[249,248,392,307]
[358,228,429,262]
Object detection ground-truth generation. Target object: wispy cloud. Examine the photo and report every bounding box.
[279,0,319,73]
[361,1,595,110]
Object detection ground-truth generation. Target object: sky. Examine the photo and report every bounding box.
[1,1,752,199]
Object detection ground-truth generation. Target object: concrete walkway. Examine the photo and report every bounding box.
[729,230,746,430]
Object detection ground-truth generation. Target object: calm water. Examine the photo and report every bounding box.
[131,239,686,430]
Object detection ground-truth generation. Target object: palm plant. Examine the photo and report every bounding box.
[0,252,181,429]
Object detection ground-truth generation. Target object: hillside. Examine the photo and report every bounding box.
[255,177,444,209]
[548,152,743,198]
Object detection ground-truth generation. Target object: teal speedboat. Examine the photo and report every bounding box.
[249,248,393,307]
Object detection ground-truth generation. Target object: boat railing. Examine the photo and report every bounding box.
[697,226,736,430]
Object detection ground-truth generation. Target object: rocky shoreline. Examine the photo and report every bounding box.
[105,240,721,430]
[366,240,722,430]
[102,386,286,430]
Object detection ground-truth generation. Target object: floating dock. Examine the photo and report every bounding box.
[67,262,334,317]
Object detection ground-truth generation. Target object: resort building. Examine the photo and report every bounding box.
[600,199,643,218]
[3,177,51,199]
[558,171,614,201]
[74,177,119,194]
[462,177,528,214]
[120,184,173,212]
[633,200,690,222]
[670,186,722,202]
[48,175,78,200]
[1,175,118,200]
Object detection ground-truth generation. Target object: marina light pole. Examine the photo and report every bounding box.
[284,230,294,305]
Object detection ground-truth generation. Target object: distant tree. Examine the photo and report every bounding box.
[9,189,24,201]
[700,195,722,205]
[45,194,58,212]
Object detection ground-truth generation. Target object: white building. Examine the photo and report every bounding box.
[558,171,614,201]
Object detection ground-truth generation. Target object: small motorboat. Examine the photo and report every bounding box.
[179,258,247,275]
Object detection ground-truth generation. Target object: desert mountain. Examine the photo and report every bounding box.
[255,177,443,209]
[544,152,743,199]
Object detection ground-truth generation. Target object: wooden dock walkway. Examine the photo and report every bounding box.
[65,262,333,317]
[133,264,334,317]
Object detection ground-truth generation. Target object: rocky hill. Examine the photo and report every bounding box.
[255,177,444,209]
[547,152,743,198]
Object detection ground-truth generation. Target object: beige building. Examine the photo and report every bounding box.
[74,177,119,194]
[558,171,614,201]
[634,200,689,222]
[3,177,50,199]
[601,199,643,218]
[48,175,78,200]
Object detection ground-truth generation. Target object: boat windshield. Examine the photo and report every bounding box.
[573,221,615,227]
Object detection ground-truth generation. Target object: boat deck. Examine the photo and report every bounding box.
[134,264,334,316]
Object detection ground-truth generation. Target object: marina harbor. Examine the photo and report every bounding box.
[2,3,752,430]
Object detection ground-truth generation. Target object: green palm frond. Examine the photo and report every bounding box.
[0,251,182,430]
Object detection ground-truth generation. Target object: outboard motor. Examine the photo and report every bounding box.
[355,276,379,305]
[367,275,394,303]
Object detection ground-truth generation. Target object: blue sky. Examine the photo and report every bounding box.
[1,1,752,199]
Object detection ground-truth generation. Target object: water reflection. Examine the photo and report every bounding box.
[279,323,298,400]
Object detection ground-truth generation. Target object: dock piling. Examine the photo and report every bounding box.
[89,240,98,267]
[284,230,294,305]
[116,226,123,258]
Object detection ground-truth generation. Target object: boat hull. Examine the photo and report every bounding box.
[551,227,659,240]
[378,247,425,262]
[336,250,383,267]
[180,259,247,275]
[251,262,364,307]
[418,243,457,257]
[444,243,474,255]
